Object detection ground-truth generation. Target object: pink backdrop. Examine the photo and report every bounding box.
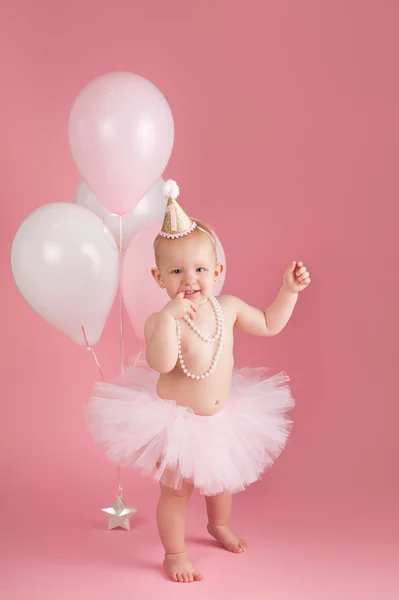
[1,1,398,598]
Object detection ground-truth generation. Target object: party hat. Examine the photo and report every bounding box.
[159,180,197,239]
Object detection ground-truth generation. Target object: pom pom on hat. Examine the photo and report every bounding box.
[162,180,180,200]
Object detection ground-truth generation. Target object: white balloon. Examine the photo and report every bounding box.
[10,203,119,346]
[75,178,167,250]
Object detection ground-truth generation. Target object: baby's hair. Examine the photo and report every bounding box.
[154,219,217,266]
[189,220,217,246]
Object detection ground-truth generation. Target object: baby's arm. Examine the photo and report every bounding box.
[144,293,198,373]
[230,289,297,337]
[229,260,311,337]
[144,312,179,373]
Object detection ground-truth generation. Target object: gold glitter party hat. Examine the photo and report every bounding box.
[160,180,197,239]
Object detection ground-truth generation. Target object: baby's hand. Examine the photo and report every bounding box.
[283,261,311,293]
[161,292,198,321]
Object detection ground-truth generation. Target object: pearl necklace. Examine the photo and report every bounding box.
[176,296,224,380]
[182,296,223,342]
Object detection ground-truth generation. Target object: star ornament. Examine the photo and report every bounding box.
[102,495,136,531]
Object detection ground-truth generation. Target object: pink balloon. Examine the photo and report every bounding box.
[68,72,174,215]
[122,222,227,341]
[121,221,166,340]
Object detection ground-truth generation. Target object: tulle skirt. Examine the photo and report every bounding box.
[84,362,294,496]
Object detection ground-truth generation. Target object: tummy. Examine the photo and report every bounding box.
[157,356,234,416]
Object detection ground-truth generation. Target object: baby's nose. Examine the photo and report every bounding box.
[184,273,196,284]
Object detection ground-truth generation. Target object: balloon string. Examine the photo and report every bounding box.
[81,326,104,381]
[119,216,125,375]
[131,345,144,368]
[118,216,124,496]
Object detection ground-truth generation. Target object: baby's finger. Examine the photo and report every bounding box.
[176,291,185,299]
[190,302,198,312]
[185,306,195,319]
[296,261,304,268]
[298,270,309,281]
[296,266,307,277]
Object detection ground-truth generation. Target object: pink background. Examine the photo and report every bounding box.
[1,1,398,598]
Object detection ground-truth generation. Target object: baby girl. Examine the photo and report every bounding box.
[86,180,311,582]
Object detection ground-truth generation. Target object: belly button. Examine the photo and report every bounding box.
[214,400,220,405]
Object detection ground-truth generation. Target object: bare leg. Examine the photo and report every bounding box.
[157,478,203,582]
[206,491,247,553]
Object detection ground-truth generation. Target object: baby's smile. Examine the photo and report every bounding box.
[183,290,199,297]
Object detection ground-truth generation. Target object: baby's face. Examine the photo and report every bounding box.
[152,234,223,303]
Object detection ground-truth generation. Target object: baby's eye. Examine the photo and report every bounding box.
[196,268,205,272]
[172,269,182,274]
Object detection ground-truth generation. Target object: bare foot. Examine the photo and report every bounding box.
[207,523,247,553]
[163,552,203,583]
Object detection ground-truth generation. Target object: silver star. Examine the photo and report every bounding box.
[102,494,136,531]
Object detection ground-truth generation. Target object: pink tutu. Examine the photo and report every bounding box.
[84,361,294,496]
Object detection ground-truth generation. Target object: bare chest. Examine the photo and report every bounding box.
[177,299,229,374]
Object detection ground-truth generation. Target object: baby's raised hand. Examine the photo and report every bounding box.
[283,261,311,293]
[161,292,198,321]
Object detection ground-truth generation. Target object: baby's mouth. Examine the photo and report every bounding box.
[184,290,199,298]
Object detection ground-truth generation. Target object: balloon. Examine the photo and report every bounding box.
[121,222,227,341]
[10,203,119,346]
[214,235,227,293]
[75,178,168,251]
[68,72,174,215]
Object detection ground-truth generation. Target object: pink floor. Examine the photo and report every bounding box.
[2,482,397,600]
